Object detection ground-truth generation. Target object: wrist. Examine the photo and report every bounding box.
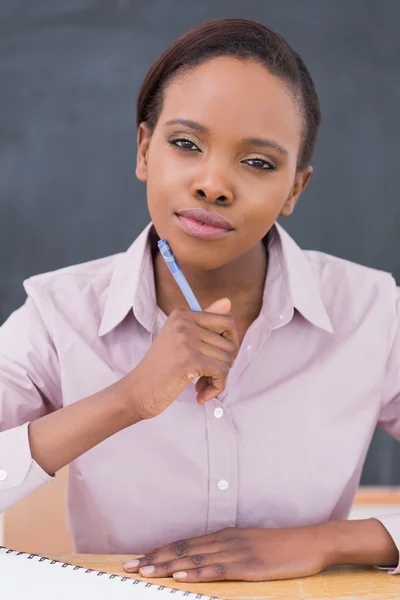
[106,373,146,426]
[318,518,398,568]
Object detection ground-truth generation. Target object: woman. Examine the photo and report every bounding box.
[1,17,399,583]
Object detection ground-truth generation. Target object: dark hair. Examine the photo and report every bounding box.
[136,18,321,171]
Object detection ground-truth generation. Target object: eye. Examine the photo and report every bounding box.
[167,138,276,172]
[243,158,276,171]
[168,138,200,152]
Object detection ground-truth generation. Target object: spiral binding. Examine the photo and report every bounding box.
[0,547,220,599]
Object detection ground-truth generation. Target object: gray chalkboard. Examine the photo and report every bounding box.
[1,0,400,484]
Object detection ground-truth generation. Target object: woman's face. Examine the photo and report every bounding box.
[136,56,312,270]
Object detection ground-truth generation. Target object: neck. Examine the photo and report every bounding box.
[151,230,268,326]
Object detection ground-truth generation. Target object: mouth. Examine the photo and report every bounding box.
[174,213,234,240]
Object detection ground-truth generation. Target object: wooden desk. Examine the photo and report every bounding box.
[48,553,400,599]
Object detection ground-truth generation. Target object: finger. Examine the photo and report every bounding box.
[147,536,223,564]
[196,327,238,358]
[192,312,239,356]
[195,376,208,394]
[196,339,235,368]
[196,368,229,403]
[192,311,235,337]
[173,561,243,583]
[191,357,230,403]
[123,533,222,572]
[138,551,231,579]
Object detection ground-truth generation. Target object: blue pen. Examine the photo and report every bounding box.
[157,239,202,311]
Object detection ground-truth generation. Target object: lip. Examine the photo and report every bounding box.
[175,208,234,230]
[175,214,234,240]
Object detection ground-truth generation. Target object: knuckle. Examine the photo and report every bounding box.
[146,552,158,561]
[227,339,238,354]
[138,552,157,565]
[225,317,236,333]
[190,554,205,566]
[210,360,228,378]
[221,362,230,375]
[226,352,235,366]
[176,331,191,349]
[194,568,204,579]
[172,539,189,558]
[171,307,187,320]
[222,313,234,326]
[183,370,200,384]
[174,318,190,335]
[221,335,238,354]
[220,341,237,362]
[213,563,228,576]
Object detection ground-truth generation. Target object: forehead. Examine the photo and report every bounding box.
[160,56,302,150]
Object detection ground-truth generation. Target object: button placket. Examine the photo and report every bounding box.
[204,401,238,533]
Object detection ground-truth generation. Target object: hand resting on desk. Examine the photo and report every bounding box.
[122,520,399,583]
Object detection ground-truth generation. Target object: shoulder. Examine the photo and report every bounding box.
[305,248,396,290]
[21,252,122,331]
[23,252,121,294]
[304,248,398,332]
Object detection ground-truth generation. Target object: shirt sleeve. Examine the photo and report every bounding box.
[371,284,400,574]
[0,280,62,513]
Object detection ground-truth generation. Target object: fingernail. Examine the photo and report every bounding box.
[123,559,141,570]
[173,571,188,579]
[140,566,155,576]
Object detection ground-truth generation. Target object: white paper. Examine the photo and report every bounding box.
[0,548,217,600]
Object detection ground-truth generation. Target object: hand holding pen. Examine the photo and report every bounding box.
[126,239,239,420]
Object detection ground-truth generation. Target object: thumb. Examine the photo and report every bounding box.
[204,297,231,314]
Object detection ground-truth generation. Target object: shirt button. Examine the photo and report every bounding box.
[279,313,284,320]
[0,469,7,481]
[214,407,224,419]
[245,345,252,352]
[218,479,229,491]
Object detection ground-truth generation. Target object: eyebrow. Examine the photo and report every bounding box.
[164,118,289,156]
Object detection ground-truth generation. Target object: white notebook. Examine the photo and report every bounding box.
[0,546,219,600]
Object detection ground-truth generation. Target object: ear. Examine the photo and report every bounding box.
[280,165,313,217]
[136,122,152,182]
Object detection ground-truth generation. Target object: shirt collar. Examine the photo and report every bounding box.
[98,221,157,337]
[270,222,334,333]
[98,220,334,337]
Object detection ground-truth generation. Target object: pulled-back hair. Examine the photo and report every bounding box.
[136,17,321,170]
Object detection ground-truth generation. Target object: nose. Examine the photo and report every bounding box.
[190,162,233,205]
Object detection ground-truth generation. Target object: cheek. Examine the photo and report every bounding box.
[145,150,185,225]
[247,174,292,210]
[241,177,293,229]
[149,161,193,210]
